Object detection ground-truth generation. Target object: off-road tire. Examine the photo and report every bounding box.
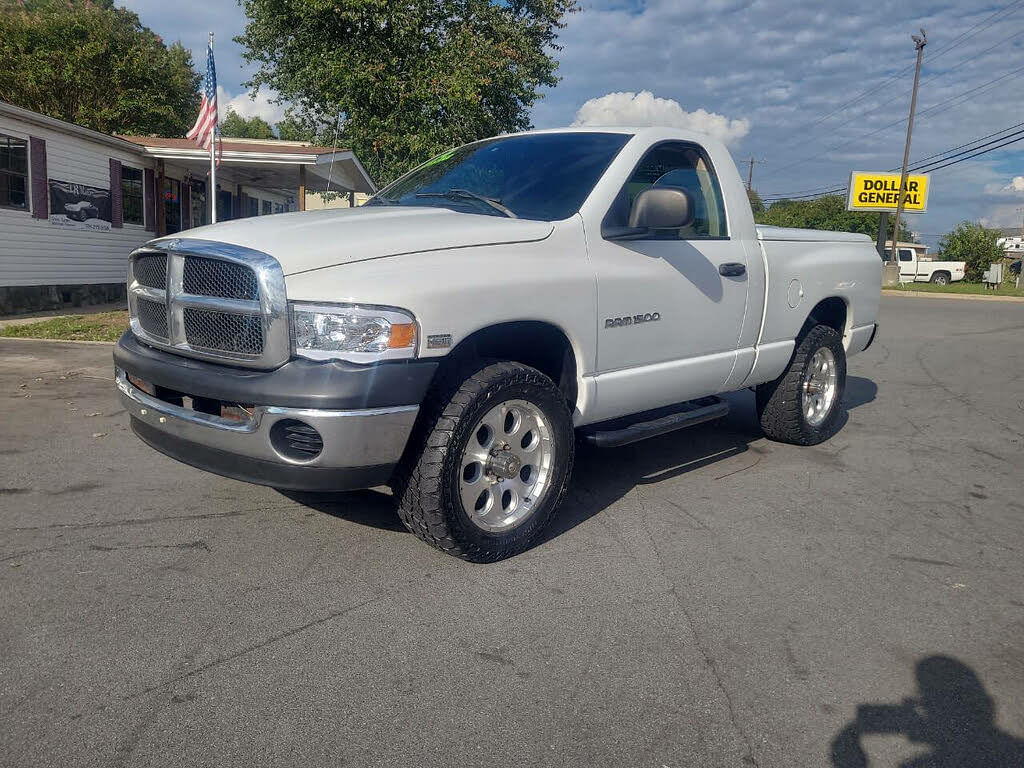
[392,360,574,562]
[756,324,846,446]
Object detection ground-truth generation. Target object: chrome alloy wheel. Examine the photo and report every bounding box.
[802,348,838,427]
[458,399,555,533]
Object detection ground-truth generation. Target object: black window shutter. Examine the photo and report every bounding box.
[29,137,47,219]
[109,159,123,228]
[144,167,155,232]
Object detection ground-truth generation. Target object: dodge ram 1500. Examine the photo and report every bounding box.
[114,127,881,561]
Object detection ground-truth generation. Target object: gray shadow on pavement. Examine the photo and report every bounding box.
[844,376,877,410]
[830,655,1024,767]
[282,380,878,547]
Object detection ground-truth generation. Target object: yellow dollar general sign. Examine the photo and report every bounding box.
[846,171,930,213]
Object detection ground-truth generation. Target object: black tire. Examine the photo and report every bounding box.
[931,272,950,285]
[755,325,846,446]
[392,360,574,562]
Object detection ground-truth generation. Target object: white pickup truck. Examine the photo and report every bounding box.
[885,246,965,285]
[114,127,881,561]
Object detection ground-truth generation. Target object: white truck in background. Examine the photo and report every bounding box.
[885,246,966,285]
[114,127,881,561]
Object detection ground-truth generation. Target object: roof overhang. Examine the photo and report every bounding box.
[0,100,146,155]
[137,146,376,194]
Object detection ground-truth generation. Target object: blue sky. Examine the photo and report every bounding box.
[118,0,1024,248]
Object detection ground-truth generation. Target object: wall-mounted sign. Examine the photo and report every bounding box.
[48,179,112,231]
[846,171,930,213]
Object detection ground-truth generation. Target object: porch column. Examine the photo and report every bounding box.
[156,159,166,236]
[298,165,306,211]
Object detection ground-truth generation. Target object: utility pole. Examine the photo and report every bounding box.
[1018,207,1024,289]
[884,29,927,287]
[745,156,764,192]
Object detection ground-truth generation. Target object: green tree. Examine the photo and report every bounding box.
[938,221,1004,282]
[0,0,201,136]
[237,0,578,185]
[275,114,314,142]
[221,108,276,139]
[747,188,764,215]
[755,195,911,241]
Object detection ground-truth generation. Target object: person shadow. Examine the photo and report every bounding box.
[282,377,878,544]
[830,655,1024,767]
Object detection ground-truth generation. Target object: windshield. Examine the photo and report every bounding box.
[366,132,632,221]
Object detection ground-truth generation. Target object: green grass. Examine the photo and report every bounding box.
[0,311,129,342]
[883,281,1024,298]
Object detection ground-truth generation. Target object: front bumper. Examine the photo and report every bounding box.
[114,332,427,491]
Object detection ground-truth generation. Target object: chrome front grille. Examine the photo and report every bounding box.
[183,256,259,300]
[133,254,167,289]
[127,238,288,369]
[183,307,264,355]
[136,297,169,340]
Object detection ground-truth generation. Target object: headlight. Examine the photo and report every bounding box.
[290,302,417,362]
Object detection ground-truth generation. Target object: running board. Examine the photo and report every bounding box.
[580,396,729,448]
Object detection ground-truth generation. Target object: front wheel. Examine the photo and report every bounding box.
[393,361,574,562]
[756,325,846,445]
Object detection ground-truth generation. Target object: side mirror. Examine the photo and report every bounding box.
[604,187,694,240]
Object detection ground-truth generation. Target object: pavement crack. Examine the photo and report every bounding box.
[632,488,759,767]
[7,510,247,532]
[131,595,382,697]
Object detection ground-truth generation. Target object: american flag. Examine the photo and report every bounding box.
[186,38,218,149]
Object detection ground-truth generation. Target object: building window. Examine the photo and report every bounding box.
[122,166,144,225]
[247,196,259,217]
[0,134,29,210]
[262,199,272,215]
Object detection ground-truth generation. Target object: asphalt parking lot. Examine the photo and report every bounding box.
[2,293,1023,768]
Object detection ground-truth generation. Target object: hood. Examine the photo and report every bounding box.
[167,205,554,275]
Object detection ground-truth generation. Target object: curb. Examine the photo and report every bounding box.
[0,303,127,329]
[882,289,1024,303]
[0,336,117,347]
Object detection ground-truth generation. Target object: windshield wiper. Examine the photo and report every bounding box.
[414,189,517,218]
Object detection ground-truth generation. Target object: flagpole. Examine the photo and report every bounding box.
[208,32,217,224]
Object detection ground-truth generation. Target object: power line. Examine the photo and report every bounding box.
[762,119,1024,199]
[840,28,1024,128]
[918,130,1024,172]
[761,130,1024,201]
[913,127,1024,172]
[762,61,1024,183]
[760,0,1024,167]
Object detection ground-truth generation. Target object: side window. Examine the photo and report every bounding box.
[0,134,29,211]
[121,166,144,225]
[604,141,727,239]
[899,249,914,262]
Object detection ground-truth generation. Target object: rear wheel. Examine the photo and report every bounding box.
[756,324,846,445]
[930,271,950,285]
[393,360,574,562]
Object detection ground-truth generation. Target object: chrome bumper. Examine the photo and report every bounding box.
[115,367,418,490]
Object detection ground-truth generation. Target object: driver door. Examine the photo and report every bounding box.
[586,141,750,422]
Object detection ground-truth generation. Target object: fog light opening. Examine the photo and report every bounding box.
[270,419,324,461]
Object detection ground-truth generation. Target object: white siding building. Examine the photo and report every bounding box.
[0,101,374,314]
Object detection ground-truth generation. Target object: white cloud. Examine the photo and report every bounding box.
[218,86,287,127]
[1004,176,1024,192]
[571,91,751,146]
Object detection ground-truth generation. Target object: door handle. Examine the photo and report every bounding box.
[719,262,746,277]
